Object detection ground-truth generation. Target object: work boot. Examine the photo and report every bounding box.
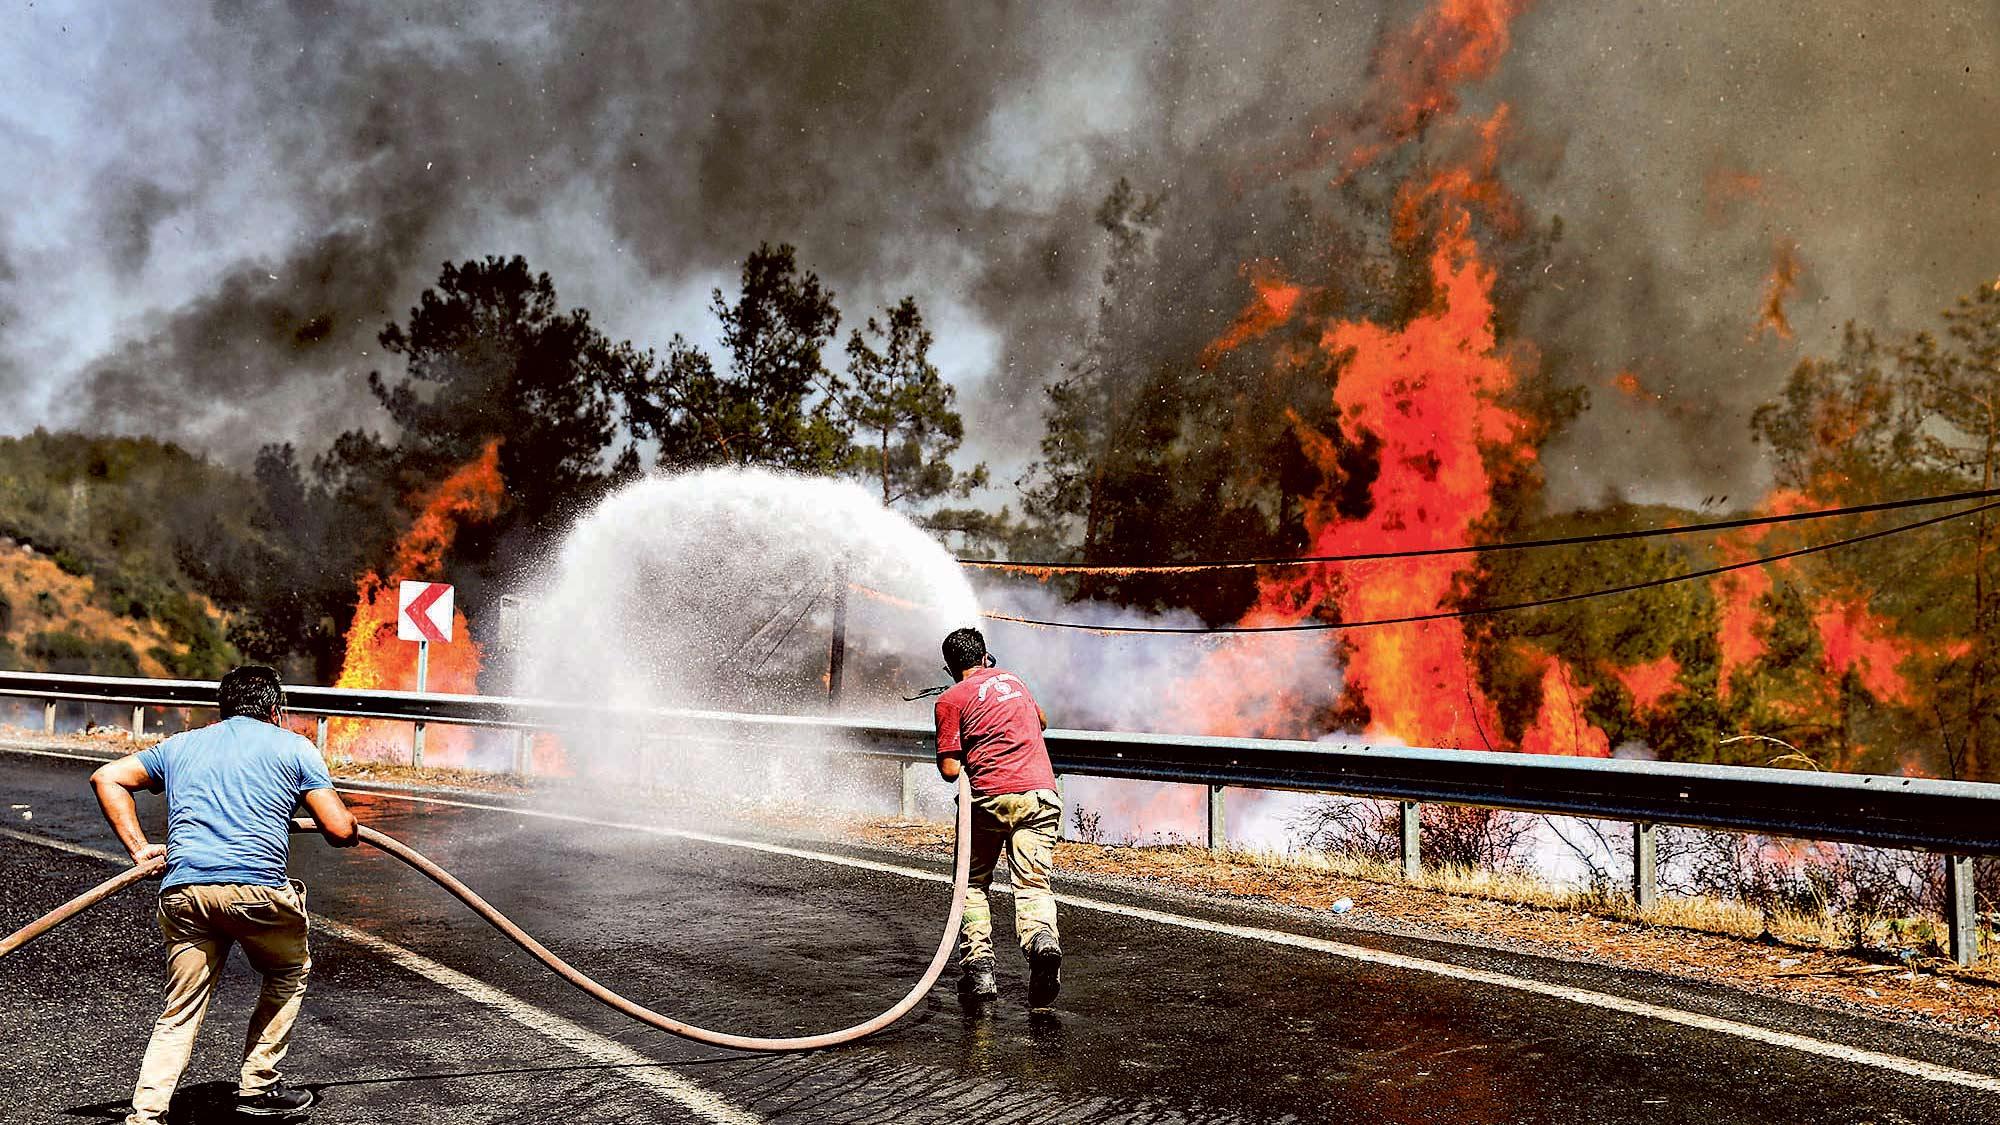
[958,956,999,1002]
[1026,932,1062,1010]
[236,1081,316,1117]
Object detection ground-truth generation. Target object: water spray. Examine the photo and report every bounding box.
[1,775,974,1052]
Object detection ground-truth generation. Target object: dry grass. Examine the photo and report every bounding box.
[1219,844,1941,954]
[862,820,2000,1039]
[331,759,534,795]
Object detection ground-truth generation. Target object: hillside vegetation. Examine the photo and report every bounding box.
[0,431,243,678]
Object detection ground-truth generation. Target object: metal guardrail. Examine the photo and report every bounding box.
[2,669,1992,964]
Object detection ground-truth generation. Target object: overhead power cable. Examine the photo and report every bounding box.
[977,498,2000,635]
[956,486,2000,575]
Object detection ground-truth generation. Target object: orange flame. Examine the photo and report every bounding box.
[1711,557,1771,695]
[1520,658,1611,758]
[1202,261,1306,364]
[1193,174,1544,749]
[1312,0,1532,176]
[1752,238,1802,341]
[1612,654,1681,714]
[330,441,504,766]
[1703,165,1767,222]
[1813,599,1912,704]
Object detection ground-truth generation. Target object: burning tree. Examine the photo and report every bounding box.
[1000,0,1997,785]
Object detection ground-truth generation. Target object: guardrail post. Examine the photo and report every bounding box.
[315,716,329,759]
[1633,821,1658,909]
[514,729,534,777]
[43,700,56,735]
[1399,800,1421,880]
[131,705,145,738]
[900,760,920,820]
[1947,855,1979,967]
[1207,784,1227,854]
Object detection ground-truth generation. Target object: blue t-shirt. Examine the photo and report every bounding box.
[136,716,335,891]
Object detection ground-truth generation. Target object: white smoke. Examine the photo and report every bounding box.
[970,576,1345,737]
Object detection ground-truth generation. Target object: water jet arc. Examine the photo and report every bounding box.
[1,775,973,1052]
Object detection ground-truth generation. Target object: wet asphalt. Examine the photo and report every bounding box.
[3,746,1998,1124]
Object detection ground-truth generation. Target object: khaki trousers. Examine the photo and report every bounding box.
[960,789,1061,964]
[127,881,312,1125]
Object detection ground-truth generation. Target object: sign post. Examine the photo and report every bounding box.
[413,637,429,766]
[397,580,454,770]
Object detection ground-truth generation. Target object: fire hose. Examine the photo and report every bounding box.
[0,774,972,1052]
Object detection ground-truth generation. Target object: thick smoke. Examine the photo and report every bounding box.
[2,2,1998,506]
[1491,2,2000,507]
[0,246,19,404]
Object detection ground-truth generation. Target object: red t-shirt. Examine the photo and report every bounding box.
[934,667,1058,797]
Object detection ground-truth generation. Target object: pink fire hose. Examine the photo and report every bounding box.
[1,775,972,1052]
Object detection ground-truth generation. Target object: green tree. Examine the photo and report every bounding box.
[839,296,987,508]
[361,255,651,537]
[634,244,849,473]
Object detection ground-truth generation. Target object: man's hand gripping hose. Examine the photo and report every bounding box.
[1,774,974,1052]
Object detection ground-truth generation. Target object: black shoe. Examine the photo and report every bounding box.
[237,1081,316,1117]
[958,956,999,1001]
[1026,933,1062,1010]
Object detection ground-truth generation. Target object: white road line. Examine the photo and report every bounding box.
[0,825,760,1125]
[11,743,2000,1094]
[1,745,110,764]
[339,786,2000,1096]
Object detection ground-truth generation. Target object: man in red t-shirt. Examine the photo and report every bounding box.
[934,626,1063,1009]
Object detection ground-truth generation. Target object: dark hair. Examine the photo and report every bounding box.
[942,627,988,675]
[218,665,285,721]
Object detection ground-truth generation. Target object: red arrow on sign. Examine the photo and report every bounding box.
[403,582,451,644]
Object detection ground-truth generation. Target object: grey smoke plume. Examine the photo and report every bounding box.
[2,2,1997,508]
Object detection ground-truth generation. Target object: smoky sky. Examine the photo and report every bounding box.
[2,1,1996,511]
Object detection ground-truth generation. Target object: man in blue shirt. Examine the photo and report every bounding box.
[91,665,358,1123]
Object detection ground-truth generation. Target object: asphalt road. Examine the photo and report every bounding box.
[3,745,1999,1124]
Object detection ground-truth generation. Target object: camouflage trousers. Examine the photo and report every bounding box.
[960,788,1062,964]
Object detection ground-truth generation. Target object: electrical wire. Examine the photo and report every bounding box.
[749,589,822,677]
[956,486,2000,576]
[978,498,2000,636]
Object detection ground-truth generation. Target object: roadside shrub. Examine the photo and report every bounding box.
[1071,804,1105,844]
[25,629,142,676]
[1288,796,1532,871]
